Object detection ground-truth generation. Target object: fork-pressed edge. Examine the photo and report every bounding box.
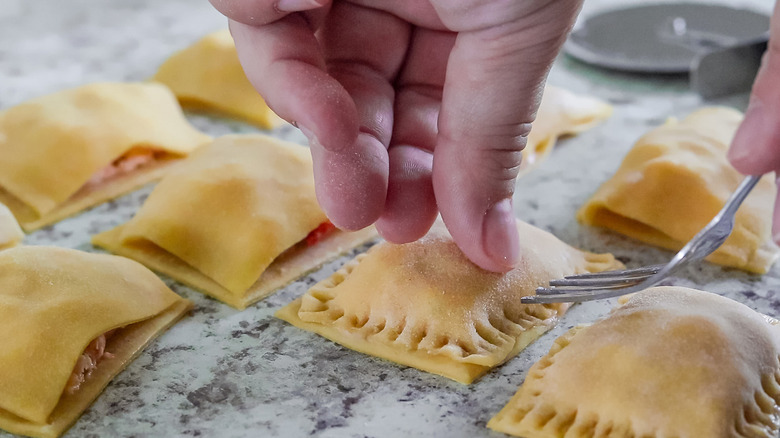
[521,175,763,304]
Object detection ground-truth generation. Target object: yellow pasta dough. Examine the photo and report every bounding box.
[0,82,211,231]
[488,286,780,438]
[153,30,285,129]
[0,203,23,250]
[520,86,613,175]
[0,246,192,438]
[93,134,376,310]
[578,107,779,273]
[276,221,623,384]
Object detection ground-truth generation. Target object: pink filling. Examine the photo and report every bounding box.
[86,147,162,188]
[65,329,117,394]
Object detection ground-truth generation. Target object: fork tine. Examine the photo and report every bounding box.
[535,282,641,295]
[559,264,664,280]
[549,275,652,287]
[521,287,635,304]
[523,175,763,305]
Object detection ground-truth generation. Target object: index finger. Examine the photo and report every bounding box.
[229,16,359,152]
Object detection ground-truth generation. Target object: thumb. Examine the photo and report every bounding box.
[727,0,780,175]
[432,0,582,272]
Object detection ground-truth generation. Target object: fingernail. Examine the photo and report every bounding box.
[277,0,322,12]
[483,198,520,270]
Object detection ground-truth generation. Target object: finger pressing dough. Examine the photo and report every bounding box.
[92,134,377,310]
[0,246,192,438]
[0,82,211,231]
[578,107,779,273]
[153,30,285,129]
[488,286,780,438]
[276,221,623,384]
[0,203,23,250]
[520,86,613,175]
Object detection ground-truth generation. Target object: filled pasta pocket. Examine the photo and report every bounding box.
[0,246,192,438]
[0,82,211,231]
[93,134,377,310]
[276,221,623,384]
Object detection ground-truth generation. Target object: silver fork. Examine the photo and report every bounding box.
[521,175,763,304]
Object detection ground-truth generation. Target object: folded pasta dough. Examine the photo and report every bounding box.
[92,134,377,310]
[0,246,192,438]
[0,82,211,231]
[520,86,613,175]
[0,203,23,250]
[276,221,623,384]
[578,107,779,273]
[153,30,285,129]
[488,286,780,438]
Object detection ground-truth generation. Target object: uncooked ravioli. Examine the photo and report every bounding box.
[578,107,779,273]
[93,134,377,310]
[0,82,211,231]
[0,246,192,438]
[276,221,622,384]
[488,286,780,438]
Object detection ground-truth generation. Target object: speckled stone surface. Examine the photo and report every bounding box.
[1,0,778,437]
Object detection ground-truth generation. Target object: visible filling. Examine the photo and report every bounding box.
[305,220,337,246]
[65,329,118,394]
[82,147,167,191]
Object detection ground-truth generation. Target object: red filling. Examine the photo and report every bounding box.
[305,220,337,246]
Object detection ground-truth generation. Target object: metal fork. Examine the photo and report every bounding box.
[521,175,763,304]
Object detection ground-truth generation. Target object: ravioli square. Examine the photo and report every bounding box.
[488,286,780,438]
[0,246,192,438]
[276,222,622,384]
[153,30,285,129]
[521,86,612,175]
[0,82,211,231]
[578,107,779,273]
[93,134,376,310]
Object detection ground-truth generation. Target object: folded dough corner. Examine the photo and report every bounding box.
[276,221,623,384]
[0,203,23,250]
[0,246,192,438]
[92,134,377,310]
[578,107,779,274]
[153,29,285,129]
[0,82,212,231]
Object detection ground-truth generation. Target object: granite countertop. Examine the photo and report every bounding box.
[2,0,777,437]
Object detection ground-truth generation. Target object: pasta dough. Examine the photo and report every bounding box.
[0,203,23,250]
[578,107,779,273]
[520,86,613,175]
[0,82,211,231]
[0,246,192,438]
[488,286,780,438]
[276,221,622,384]
[153,30,285,129]
[92,135,376,310]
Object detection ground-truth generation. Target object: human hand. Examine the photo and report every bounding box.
[728,0,780,244]
[209,0,583,272]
